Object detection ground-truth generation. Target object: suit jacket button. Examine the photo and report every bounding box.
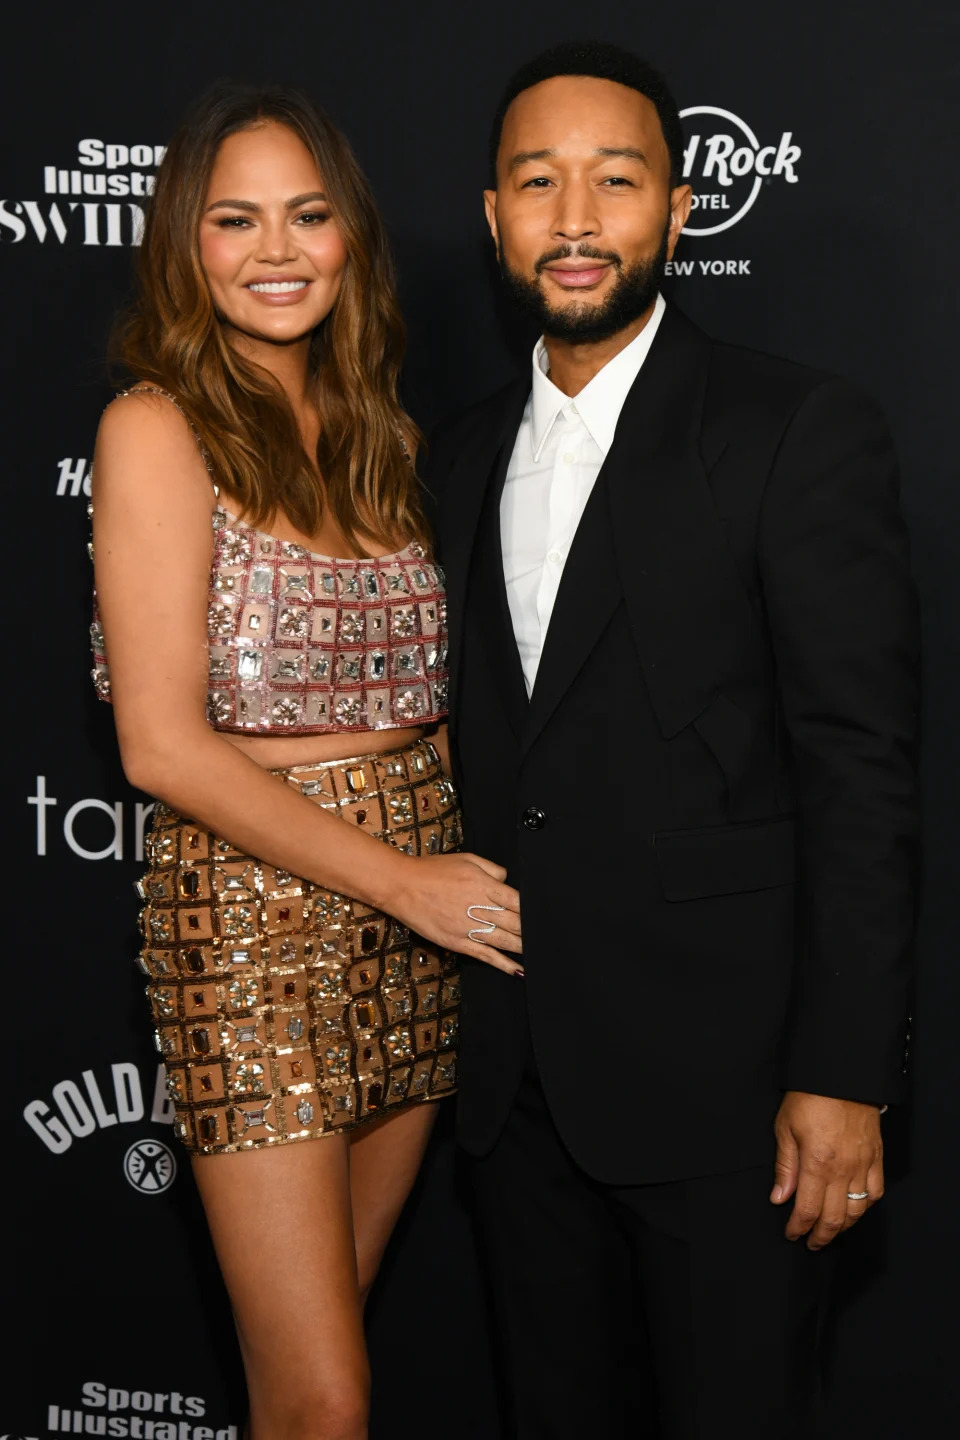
[522,806,546,830]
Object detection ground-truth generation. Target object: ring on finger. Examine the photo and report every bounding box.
[846,1191,870,1201]
[466,903,504,943]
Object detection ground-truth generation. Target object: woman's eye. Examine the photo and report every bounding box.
[295,210,329,225]
[217,216,251,228]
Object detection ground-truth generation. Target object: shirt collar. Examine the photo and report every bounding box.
[529,291,666,461]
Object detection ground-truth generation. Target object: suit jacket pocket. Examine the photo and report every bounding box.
[653,814,795,902]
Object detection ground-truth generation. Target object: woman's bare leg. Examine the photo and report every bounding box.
[193,1137,368,1440]
[191,1101,444,1438]
[348,1100,441,1302]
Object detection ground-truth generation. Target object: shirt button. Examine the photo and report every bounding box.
[547,550,562,565]
[521,806,547,831]
[562,451,575,464]
[570,404,579,416]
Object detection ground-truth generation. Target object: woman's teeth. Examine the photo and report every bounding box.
[248,280,308,293]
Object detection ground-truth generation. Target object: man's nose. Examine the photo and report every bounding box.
[551,183,599,241]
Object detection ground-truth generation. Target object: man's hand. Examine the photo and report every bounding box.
[771,1091,884,1250]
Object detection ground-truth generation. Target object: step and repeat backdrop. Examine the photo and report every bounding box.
[6,1,958,1435]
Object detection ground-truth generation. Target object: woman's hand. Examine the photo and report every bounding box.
[388,853,523,976]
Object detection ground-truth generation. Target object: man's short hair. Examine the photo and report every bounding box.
[489,40,685,188]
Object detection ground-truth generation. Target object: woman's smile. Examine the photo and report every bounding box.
[245,276,312,302]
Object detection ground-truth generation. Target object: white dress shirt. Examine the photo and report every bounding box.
[500,292,666,694]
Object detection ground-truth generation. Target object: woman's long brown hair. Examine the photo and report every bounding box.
[114,83,425,552]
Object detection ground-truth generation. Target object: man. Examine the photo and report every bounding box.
[424,40,919,1438]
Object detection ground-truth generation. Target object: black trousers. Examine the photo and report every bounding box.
[468,1046,834,1439]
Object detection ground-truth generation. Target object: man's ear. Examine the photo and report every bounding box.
[483,189,499,247]
[667,184,693,258]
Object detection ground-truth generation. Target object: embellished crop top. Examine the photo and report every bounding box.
[91,390,449,736]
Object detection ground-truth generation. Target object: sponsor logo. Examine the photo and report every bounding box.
[47,139,167,196]
[665,258,753,278]
[123,1139,177,1195]
[679,105,801,237]
[36,1380,238,1437]
[1,137,165,247]
[28,777,155,861]
[23,1061,174,1157]
[55,458,92,498]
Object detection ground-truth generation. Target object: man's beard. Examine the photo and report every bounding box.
[497,222,670,345]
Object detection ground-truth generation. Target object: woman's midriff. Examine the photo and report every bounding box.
[223,724,433,770]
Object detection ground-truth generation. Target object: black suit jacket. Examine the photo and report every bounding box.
[424,304,919,1185]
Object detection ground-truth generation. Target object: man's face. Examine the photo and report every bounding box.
[485,75,691,343]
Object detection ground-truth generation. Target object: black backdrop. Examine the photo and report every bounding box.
[6,1,959,1435]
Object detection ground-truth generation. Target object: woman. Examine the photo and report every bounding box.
[91,84,522,1440]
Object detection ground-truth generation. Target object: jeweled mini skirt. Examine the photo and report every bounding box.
[136,738,461,1155]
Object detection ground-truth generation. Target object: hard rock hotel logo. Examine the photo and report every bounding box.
[0,137,166,247]
[679,105,801,236]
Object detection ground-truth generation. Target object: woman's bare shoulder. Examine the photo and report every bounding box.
[99,384,192,441]
[95,385,214,499]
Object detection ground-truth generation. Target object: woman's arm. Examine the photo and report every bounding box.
[93,393,522,969]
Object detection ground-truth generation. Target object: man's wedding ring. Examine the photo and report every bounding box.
[466,904,504,942]
[846,1191,870,1201]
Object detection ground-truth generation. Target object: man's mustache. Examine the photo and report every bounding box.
[533,244,623,275]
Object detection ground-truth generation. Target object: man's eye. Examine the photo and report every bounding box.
[522,177,553,189]
[602,176,633,187]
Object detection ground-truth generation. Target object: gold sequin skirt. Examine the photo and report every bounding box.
[136,739,461,1155]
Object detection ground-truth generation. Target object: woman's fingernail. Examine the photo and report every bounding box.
[515,968,525,979]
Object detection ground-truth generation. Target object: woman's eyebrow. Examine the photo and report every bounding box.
[204,191,328,214]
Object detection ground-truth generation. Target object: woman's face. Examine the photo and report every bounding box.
[198,120,348,347]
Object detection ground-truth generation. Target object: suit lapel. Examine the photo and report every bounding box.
[524,305,760,749]
[606,307,764,739]
[474,434,530,740]
[439,380,529,733]
[522,470,620,751]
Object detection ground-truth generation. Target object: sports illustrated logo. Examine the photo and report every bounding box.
[40,1380,239,1438]
[124,1139,177,1195]
[1,137,165,247]
[46,139,167,197]
[679,105,801,237]
[23,1061,175,1157]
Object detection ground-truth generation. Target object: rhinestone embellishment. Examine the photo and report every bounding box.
[335,697,361,725]
[92,510,449,737]
[110,585,461,1159]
